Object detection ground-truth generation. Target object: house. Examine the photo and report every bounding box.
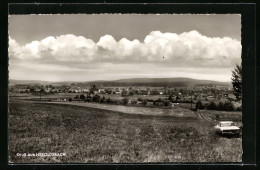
[140,90,149,95]
[45,88,52,93]
[149,90,160,95]
[105,88,114,94]
[121,90,129,96]
[82,89,90,93]
[99,89,106,94]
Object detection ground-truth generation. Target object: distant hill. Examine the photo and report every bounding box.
[8,79,72,86]
[86,78,231,87]
[9,79,49,86]
[8,77,231,87]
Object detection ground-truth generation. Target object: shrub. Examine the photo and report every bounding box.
[129,91,134,96]
[207,101,217,110]
[216,114,220,120]
[137,98,142,101]
[100,96,106,103]
[147,99,154,102]
[185,100,190,103]
[142,99,148,106]
[131,100,137,105]
[68,98,72,102]
[92,95,101,102]
[217,102,225,111]
[195,100,204,110]
[223,101,235,111]
[80,94,86,101]
[122,98,129,105]
[168,96,174,101]
[163,100,171,106]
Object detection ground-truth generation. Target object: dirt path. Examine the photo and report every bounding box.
[21,100,197,118]
[194,111,216,124]
[11,99,218,122]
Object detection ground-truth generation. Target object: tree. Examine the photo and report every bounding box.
[92,95,101,102]
[207,101,217,110]
[231,64,242,101]
[122,98,129,105]
[30,88,35,93]
[223,101,235,111]
[176,96,181,103]
[129,91,134,96]
[193,94,198,101]
[163,100,171,107]
[195,100,203,110]
[90,84,99,94]
[168,95,174,101]
[142,99,148,106]
[80,94,85,101]
[217,102,224,111]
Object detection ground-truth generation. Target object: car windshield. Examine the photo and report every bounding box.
[220,122,235,127]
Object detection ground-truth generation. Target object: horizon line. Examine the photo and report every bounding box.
[9,77,232,83]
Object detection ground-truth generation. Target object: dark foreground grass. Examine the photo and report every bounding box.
[9,101,242,163]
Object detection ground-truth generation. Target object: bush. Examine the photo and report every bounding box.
[142,99,148,106]
[147,99,154,102]
[185,100,190,103]
[137,98,142,101]
[195,100,204,110]
[100,96,106,103]
[129,91,134,96]
[84,98,92,102]
[80,94,85,101]
[68,98,72,102]
[217,102,225,111]
[92,95,101,102]
[163,100,171,106]
[168,96,174,101]
[122,98,129,105]
[207,101,217,110]
[223,101,235,111]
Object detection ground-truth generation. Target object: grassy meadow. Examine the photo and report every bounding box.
[9,100,242,163]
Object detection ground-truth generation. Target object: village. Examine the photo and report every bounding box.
[9,83,240,111]
[9,83,233,98]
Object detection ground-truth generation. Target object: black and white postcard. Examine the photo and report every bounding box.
[8,14,243,163]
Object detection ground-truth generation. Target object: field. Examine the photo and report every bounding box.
[9,99,242,163]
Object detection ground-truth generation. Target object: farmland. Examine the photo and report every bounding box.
[9,99,242,163]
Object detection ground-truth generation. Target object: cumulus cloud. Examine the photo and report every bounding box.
[9,30,241,68]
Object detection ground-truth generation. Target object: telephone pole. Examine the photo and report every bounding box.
[40,90,42,102]
[190,90,193,110]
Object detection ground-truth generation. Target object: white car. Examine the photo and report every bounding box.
[214,121,241,136]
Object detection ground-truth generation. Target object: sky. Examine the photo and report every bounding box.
[8,14,241,82]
